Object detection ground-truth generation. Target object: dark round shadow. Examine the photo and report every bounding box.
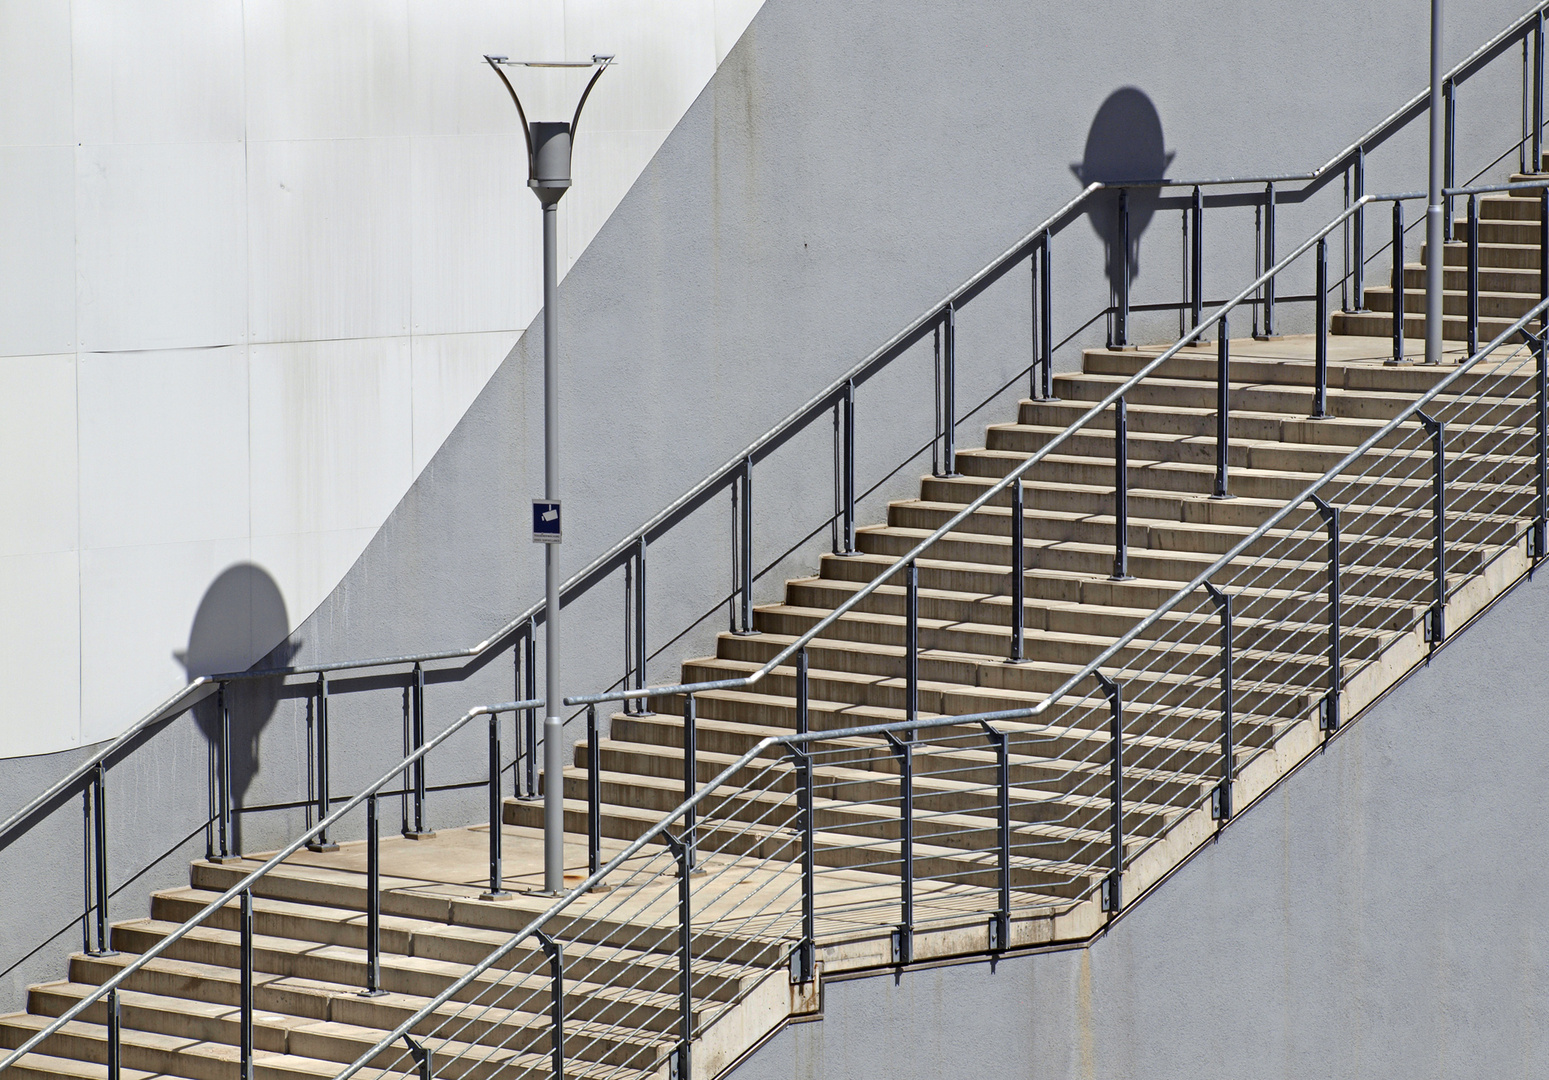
[176,564,297,849]
[1071,88,1175,296]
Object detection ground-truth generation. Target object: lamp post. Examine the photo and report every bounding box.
[486,52,613,896]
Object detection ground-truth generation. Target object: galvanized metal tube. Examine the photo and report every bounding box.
[1009,476,1025,662]
[239,889,253,1080]
[1214,316,1231,498]
[1314,239,1330,418]
[1111,398,1130,580]
[587,705,600,878]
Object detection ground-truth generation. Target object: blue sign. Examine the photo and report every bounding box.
[532,500,562,543]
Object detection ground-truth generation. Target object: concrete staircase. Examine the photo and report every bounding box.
[4,327,1539,1080]
[1334,165,1548,343]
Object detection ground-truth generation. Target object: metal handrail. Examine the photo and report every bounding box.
[336,291,1549,1080]
[6,0,1546,939]
[0,695,544,1076]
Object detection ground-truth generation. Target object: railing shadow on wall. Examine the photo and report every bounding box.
[4,0,1549,1009]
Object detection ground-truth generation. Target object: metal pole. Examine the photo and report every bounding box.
[362,794,385,996]
[1008,476,1025,662]
[107,986,121,1080]
[239,888,253,1080]
[1353,149,1366,310]
[1312,496,1342,731]
[634,537,649,713]
[842,380,857,552]
[1343,167,1352,312]
[1313,238,1330,419]
[905,561,919,735]
[1116,189,1130,347]
[1040,232,1054,400]
[536,932,564,1080]
[586,705,601,878]
[1263,182,1276,336]
[683,694,697,873]
[1030,250,1040,399]
[1444,79,1456,242]
[670,833,693,1080]
[1425,0,1445,366]
[1535,12,1545,169]
[92,765,110,955]
[408,663,428,837]
[309,675,336,851]
[792,648,816,985]
[1191,187,1205,335]
[980,722,1011,952]
[943,305,957,474]
[1204,584,1233,821]
[1111,397,1130,580]
[889,732,914,966]
[1095,674,1123,913]
[1467,194,1480,356]
[1391,200,1408,365]
[541,195,565,896]
[217,683,231,859]
[81,789,91,954]
[1214,315,1232,498]
[483,713,510,900]
[739,456,755,633]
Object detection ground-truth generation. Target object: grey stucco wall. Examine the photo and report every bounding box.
[729,565,1549,1080]
[1,0,1539,1014]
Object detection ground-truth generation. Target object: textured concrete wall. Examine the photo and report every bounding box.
[1,0,1539,1015]
[729,567,1549,1080]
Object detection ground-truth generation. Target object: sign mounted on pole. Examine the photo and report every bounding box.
[532,500,562,543]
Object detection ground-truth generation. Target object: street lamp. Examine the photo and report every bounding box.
[485,52,613,896]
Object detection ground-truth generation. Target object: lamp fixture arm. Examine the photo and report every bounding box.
[569,56,613,141]
[484,55,536,178]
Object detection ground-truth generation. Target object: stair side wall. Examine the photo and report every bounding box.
[729,565,1549,1080]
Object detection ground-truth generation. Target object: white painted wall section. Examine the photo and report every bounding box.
[0,0,766,758]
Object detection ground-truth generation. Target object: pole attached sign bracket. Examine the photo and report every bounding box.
[533,500,562,543]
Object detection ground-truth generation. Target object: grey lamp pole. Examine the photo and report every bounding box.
[1425,0,1444,365]
[486,53,613,895]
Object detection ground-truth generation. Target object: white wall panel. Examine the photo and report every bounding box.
[409,331,516,474]
[248,337,414,539]
[72,0,244,146]
[244,0,410,142]
[0,0,73,147]
[249,525,379,642]
[0,147,75,357]
[0,354,77,558]
[75,142,247,352]
[247,138,412,343]
[77,348,249,551]
[713,0,764,63]
[0,551,80,756]
[563,1,717,134]
[410,133,534,336]
[78,538,251,744]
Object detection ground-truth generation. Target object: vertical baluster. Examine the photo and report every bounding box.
[1111,397,1130,580]
[239,888,253,1080]
[979,722,1011,952]
[524,619,539,798]
[842,380,857,552]
[1311,496,1343,731]
[943,304,957,475]
[1417,411,1447,644]
[1468,194,1480,357]
[1343,167,1352,312]
[1539,186,1548,331]
[309,675,337,851]
[904,561,919,735]
[1204,584,1234,821]
[1191,186,1205,335]
[407,663,429,838]
[670,833,693,1080]
[587,704,601,878]
[887,732,914,966]
[92,765,110,955]
[932,324,942,477]
[107,985,121,1080]
[1008,475,1025,663]
[482,711,510,900]
[1252,202,1262,339]
[790,648,816,985]
[739,456,755,633]
[1116,189,1130,348]
[1526,37,1533,175]
[537,932,564,1080]
[218,682,232,859]
[1391,201,1407,364]
[81,788,91,954]
[1040,232,1055,400]
[1031,247,1041,399]
[683,694,697,873]
[1535,12,1545,170]
[1353,149,1366,310]
[1444,80,1456,242]
[1262,182,1276,336]
[362,793,385,996]
[1535,328,1548,558]
[1313,238,1330,419]
[1214,315,1232,498]
[1095,674,1123,913]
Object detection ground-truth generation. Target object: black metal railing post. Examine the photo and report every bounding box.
[886,731,914,966]
[362,793,385,996]
[1214,314,1232,498]
[1203,584,1234,821]
[1030,246,1041,399]
[790,648,816,985]
[1116,189,1131,348]
[1313,238,1330,419]
[483,712,510,900]
[737,456,755,633]
[1191,186,1205,334]
[979,721,1011,952]
[905,560,919,735]
[587,705,601,878]
[943,304,957,475]
[239,888,253,1080]
[1353,149,1366,310]
[1468,194,1480,356]
[1417,411,1447,644]
[1539,185,1548,330]
[1094,673,1123,913]
[1444,80,1456,241]
[407,663,429,838]
[634,537,650,711]
[842,380,857,552]
[107,985,121,1080]
[403,1035,432,1080]
[1040,232,1055,400]
[1343,165,1352,312]
[216,682,232,860]
[1311,495,1343,732]
[1263,182,1277,336]
[1391,200,1407,364]
[683,694,697,873]
[1535,11,1545,170]
[1008,477,1025,662]
[1536,328,1548,557]
[1111,397,1130,580]
[536,931,564,1080]
[309,674,337,851]
[667,832,693,1080]
[89,764,112,956]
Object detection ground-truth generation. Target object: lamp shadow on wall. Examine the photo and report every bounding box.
[174,563,298,852]
[1070,87,1175,316]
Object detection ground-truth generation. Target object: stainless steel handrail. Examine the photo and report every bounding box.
[335,290,1549,1080]
[0,695,544,1076]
